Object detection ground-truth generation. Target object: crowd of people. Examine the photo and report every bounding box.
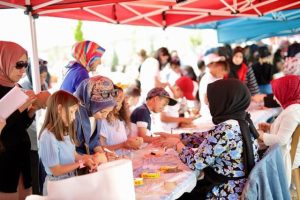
[0,39,299,200]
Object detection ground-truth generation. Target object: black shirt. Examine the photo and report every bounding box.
[252,63,273,85]
[130,104,151,130]
[0,85,34,192]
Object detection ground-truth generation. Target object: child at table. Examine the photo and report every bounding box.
[258,75,300,187]
[99,85,143,155]
[39,90,97,195]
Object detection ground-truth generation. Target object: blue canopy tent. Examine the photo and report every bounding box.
[186,9,300,43]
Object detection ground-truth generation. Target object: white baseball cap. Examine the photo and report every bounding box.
[204,53,226,65]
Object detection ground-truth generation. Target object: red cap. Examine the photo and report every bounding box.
[175,76,195,100]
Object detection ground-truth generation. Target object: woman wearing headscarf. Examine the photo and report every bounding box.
[252,46,274,94]
[0,41,39,199]
[60,40,105,94]
[228,46,260,96]
[258,75,300,187]
[157,79,259,199]
[74,76,116,162]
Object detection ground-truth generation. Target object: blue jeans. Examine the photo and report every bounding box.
[259,84,272,94]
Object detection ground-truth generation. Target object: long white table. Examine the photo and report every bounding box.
[131,145,197,200]
[172,105,281,134]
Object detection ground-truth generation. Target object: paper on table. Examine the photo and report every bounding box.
[25,195,47,200]
[47,159,135,200]
[0,86,28,119]
[97,159,135,200]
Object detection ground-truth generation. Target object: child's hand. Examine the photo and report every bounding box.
[82,157,97,171]
[180,117,194,124]
[124,137,143,149]
[93,152,108,165]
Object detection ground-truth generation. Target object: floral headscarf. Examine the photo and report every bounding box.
[74,75,116,116]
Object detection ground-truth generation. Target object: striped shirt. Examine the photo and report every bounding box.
[245,66,260,95]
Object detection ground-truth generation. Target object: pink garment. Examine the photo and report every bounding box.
[271,75,300,109]
[0,41,27,87]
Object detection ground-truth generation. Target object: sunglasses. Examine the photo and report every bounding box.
[99,89,119,99]
[15,61,29,69]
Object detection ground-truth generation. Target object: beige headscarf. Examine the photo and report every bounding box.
[0,41,27,87]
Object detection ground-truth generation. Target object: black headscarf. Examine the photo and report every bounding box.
[229,47,244,79]
[228,61,242,79]
[207,79,259,176]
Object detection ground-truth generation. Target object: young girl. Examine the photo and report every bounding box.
[99,86,143,155]
[39,90,97,195]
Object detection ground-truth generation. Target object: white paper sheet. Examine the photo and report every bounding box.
[47,159,135,200]
[25,195,47,200]
[0,86,28,119]
[97,159,136,200]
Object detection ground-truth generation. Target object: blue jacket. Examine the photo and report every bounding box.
[60,62,89,94]
[242,144,291,200]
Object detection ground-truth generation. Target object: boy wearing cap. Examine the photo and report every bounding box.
[130,87,177,143]
[199,53,229,119]
[159,76,198,132]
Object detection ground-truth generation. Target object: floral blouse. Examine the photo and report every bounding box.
[179,120,259,199]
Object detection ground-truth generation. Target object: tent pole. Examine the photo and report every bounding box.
[28,13,41,94]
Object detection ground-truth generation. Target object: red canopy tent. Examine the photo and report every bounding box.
[1,0,299,27]
[38,0,300,27]
[1,0,300,91]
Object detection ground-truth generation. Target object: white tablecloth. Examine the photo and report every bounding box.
[130,145,197,200]
[171,107,281,134]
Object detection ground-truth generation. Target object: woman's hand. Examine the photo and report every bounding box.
[19,90,37,113]
[33,91,51,109]
[258,122,271,132]
[156,132,180,139]
[154,137,181,149]
[0,118,6,134]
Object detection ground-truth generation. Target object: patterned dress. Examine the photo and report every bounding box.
[179,120,259,199]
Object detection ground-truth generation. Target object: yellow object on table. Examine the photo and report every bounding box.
[134,178,144,186]
[141,171,160,179]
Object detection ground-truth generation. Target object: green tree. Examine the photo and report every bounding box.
[74,20,84,42]
[111,50,119,72]
[189,31,202,55]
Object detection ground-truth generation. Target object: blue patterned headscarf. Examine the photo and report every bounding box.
[74,75,116,116]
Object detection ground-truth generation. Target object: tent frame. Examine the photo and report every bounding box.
[0,0,300,89]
